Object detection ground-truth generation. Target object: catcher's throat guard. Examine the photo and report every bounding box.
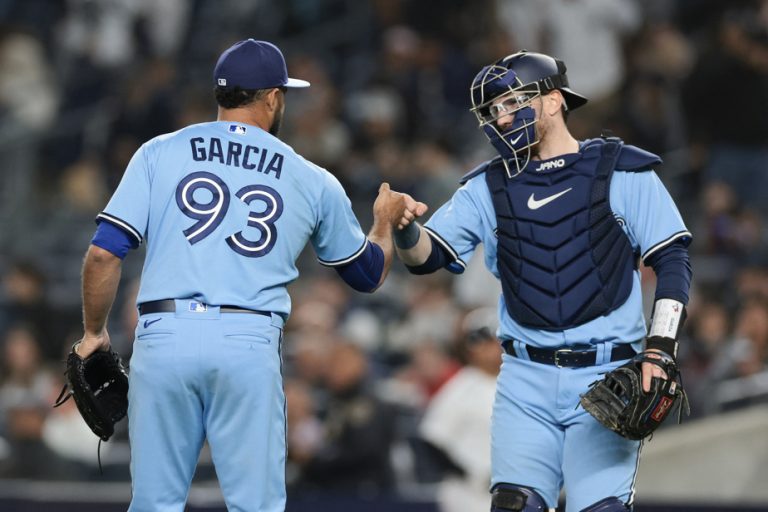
[579,352,689,440]
[54,345,129,442]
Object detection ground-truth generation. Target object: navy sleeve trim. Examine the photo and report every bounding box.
[318,239,369,267]
[642,230,692,262]
[422,226,466,271]
[406,237,448,275]
[334,241,384,293]
[91,221,137,259]
[96,212,143,244]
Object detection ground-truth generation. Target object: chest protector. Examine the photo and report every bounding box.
[481,137,659,330]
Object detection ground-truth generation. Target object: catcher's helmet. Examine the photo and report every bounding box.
[470,51,587,175]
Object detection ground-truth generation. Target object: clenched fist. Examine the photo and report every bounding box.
[373,182,428,228]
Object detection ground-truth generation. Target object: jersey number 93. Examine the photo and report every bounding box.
[175,171,284,258]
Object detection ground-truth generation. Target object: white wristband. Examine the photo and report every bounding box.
[649,298,685,339]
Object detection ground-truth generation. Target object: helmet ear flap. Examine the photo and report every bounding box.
[555,58,567,75]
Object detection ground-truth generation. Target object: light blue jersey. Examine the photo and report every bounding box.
[104,120,369,512]
[425,164,691,349]
[99,121,366,317]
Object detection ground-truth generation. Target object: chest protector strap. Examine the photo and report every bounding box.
[486,139,636,330]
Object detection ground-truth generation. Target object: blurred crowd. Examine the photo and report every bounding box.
[0,0,767,506]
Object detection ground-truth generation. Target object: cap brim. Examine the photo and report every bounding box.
[286,78,310,88]
[561,88,588,110]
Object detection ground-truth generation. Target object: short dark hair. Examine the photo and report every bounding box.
[214,86,271,109]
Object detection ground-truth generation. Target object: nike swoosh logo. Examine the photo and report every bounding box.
[143,318,162,328]
[527,187,573,210]
[509,133,523,145]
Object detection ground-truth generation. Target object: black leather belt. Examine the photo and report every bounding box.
[504,342,637,368]
[138,299,271,318]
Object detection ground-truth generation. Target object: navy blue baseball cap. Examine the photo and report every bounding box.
[214,39,310,90]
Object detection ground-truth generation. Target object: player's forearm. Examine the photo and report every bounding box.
[82,245,123,335]
[366,218,394,289]
[394,222,432,266]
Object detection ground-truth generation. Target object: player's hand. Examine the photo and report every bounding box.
[75,331,112,359]
[373,182,428,227]
[641,349,668,392]
[396,190,428,230]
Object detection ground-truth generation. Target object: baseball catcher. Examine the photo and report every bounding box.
[54,343,129,441]
[394,49,693,510]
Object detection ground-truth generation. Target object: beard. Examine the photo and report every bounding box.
[269,109,283,136]
[269,97,285,136]
[530,114,546,158]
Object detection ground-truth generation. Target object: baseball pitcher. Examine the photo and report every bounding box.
[73,39,426,511]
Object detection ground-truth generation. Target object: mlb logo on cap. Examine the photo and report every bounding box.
[214,39,310,90]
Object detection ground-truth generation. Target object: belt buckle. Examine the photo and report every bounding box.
[553,348,573,368]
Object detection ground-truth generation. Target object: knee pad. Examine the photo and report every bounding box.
[491,483,548,511]
[580,497,631,511]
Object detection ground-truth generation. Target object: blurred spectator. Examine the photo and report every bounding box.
[295,340,397,497]
[0,324,72,478]
[699,182,765,258]
[620,22,694,156]
[394,340,462,405]
[390,273,461,352]
[42,372,103,477]
[284,378,324,485]
[409,140,463,210]
[453,246,503,309]
[736,266,768,303]
[0,325,54,433]
[0,30,59,131]
[345,85,405,151]
[497,0,641,134]
[285,331,336,387]
[682,1,768,213]
[108,58,178,151]
[56,0,189,70]
[680,301,741,416]
[732,298,768,377]
[283,55,351,169]
[0,262,63,361]
[419,307,501,512]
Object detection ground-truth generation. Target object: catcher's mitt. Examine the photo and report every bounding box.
[54,345,129,441]
[579,352,689,440]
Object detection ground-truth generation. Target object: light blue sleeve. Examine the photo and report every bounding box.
[311,171,367,266]
[611,170,692,262]
[97,142,153,244]
[423,180,486,273]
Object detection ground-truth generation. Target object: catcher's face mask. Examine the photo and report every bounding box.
[470,63,544,177]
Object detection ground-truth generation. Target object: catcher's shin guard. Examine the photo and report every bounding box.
[491,484,548,511]
[581,497,631,511]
